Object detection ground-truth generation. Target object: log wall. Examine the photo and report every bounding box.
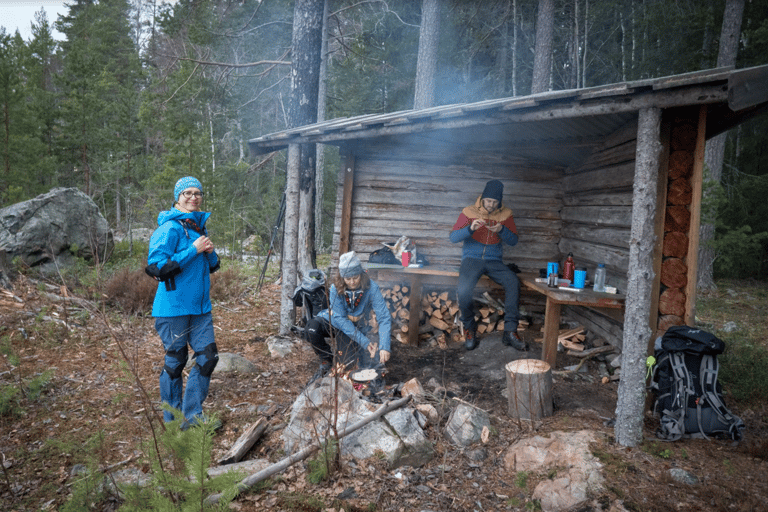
[331,145,563,274]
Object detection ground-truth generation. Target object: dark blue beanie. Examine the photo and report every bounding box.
[481,180,503,203]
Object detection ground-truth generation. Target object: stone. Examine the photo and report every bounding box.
[668,468,699,485]
[722,321,738,333]
[443,403,491,446]
[266,335,296,358]
[0,188,113,272]
[213,353,258,375]
[503,430,604,512]
[401,377,426,399]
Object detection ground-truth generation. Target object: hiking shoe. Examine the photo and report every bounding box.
[502,330,528,351]
[181,416,223,432]
[465,330,478,351]
[307,360,332,386]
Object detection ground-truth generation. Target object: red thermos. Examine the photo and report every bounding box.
[563,253,575,282]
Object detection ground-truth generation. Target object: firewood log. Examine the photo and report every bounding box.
[665,205,690,232]
[429,316,450,331]
[668,150,694,179]
[401,286,409,294]
[663,231,688,258]
[658,314,684,332]
[438,291,449,302]
[661,257,688,289]
[659,287,686,317]
[670,123,697,151]
[667,177,693,206]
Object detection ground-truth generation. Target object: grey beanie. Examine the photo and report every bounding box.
[339,251,363,278]
[481,179,504,203]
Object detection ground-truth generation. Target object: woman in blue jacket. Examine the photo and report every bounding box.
[146,176,220,427]
[304,251,391,385]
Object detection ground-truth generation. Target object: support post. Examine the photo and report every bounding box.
[615,107,662,447]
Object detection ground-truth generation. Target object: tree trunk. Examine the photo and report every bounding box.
[531,0,554,94]
[512,0,518,96]
[413,0,440,109]
[615,107,662,447]
[280,144,301,336]
[289,0,324,278]
[697,0,744,291]
[315,0,329,252]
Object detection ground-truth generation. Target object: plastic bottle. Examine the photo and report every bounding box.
[563,253,576,282]
[593,263,607,293]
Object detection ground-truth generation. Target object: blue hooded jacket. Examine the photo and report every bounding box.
[317,280,392,352]
[147,209,220,317]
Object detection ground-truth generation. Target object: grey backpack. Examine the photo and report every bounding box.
[649,326,744,441]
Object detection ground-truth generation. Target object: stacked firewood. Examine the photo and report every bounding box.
[382,286,527,347]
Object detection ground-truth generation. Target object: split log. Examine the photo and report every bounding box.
[428,316,450,331]
[505,359,553,421]
[663,231,688,258]
[667,178,692,206]
[659,287,686,317]
[205,395,413,506]
[660,258,688,289]
[218,418,268,465]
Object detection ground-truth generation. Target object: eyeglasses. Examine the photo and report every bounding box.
[181,191,204,199]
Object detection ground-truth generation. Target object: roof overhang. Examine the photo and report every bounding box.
[248,64,768,168]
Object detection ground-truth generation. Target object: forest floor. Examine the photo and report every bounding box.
[1,274,767,511]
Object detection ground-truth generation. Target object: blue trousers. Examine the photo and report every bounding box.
[155,313,218,423]
[457,257,520,333]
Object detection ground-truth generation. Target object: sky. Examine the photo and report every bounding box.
[0,1,68,41]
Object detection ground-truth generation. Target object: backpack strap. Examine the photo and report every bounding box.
[699,354,745,441]
[659,351,692,441]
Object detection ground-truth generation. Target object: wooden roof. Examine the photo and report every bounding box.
[248,64,768,169]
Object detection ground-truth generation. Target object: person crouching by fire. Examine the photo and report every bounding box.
[304,251,392,386]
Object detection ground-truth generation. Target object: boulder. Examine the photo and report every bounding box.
[213,353,258,375]
[0,188,113,272]
[443,403,491,446]
[503,430,604,512]
[282,377,433,468]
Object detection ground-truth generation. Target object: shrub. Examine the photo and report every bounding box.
[103,268,156,314]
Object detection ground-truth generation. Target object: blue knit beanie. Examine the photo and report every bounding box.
[174,176,203,202]
[481,180,503,203]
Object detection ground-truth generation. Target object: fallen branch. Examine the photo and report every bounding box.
[204,394,412,506]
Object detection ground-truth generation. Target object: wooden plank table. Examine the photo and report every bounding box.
[521,276,625,368]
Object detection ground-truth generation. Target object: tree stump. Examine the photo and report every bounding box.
[505,359,553,421]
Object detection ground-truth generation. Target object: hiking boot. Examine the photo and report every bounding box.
[307,360,332,386]
[465,330,478,351]
[502,330,528,351]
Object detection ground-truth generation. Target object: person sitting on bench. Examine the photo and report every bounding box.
[450,179,528,352]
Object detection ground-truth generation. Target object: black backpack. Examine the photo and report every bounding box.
[648,325,744,441]
[292,269,329,326]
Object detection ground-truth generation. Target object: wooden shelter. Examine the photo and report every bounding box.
[248,65,768,354]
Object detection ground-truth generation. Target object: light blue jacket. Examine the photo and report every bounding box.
[317,280,392,352]
[147,209,220,317]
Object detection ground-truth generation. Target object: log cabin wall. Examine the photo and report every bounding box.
[330,141,564,275]
[558,120,640,346]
